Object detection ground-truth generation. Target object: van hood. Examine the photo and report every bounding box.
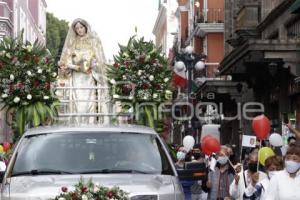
[2,174,177,200]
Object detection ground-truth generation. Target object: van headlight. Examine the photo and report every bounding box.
[130,195,158,200]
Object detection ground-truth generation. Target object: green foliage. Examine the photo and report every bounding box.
[0,33,59,138]
[46,12,69,62]
[107,36,172,132]
[50,177,129,200]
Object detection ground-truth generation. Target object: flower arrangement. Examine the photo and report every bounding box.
[107,36,172,132]
[0,33,58,137]
[50,177,129,200]
[107,36,172,103]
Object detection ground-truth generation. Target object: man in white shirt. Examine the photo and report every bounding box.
[229,152,267,200]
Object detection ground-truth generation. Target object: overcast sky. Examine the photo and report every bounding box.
[46,0,159,61]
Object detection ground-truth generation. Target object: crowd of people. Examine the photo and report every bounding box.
[174,134,300,200]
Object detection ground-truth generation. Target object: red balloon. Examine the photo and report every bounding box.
[201,143,213,155]
[3,142,11,152]
[252,115,271,140]
[201,135,213,143]
[201,137,220,155]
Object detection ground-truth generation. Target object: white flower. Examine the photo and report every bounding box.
[113,94,120,98]
[165,90,172,95]
[94,186,100,193]
[58,198,66,200]
[52,72,57,77]
[138,70,142,76]
[81,195,88,200]
[122,75,127,80]
[153,93,158,99]
[1,94,8,98]
[27,71,32,76]
[9,74,14,81]
[149,75,154,81]
[164,78,169,82]
[13,97,20,103]
[6,53,11,58]
[37,68,43,74]
[0,50,5,55]
[128,96,133,100]
[27,94,32,100]
[26,45,33,52]
[43,96,49,100]
[122,52,129,58]
[110,79,116,85]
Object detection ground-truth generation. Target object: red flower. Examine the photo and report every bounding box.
[122,84,132,94]
[124,61,130,68]
[106,191,114,199]
[44,57,49,64]
[71,192,78,200]
[32,80,40,88]
[61,186,68,193]
[113,63,119,68]
[45,82,50,90]
[33,55,39,63]
[81,187,88,193]
[142,83,149,89]
[12,56,18,64]
[0,60,3,68]
[24,54,30,61]
[9,84,15,92]
[156,84,161,90]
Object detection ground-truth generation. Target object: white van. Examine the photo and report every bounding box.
[0,125,184,200]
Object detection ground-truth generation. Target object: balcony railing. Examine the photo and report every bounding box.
[195,8,224,24]
[54,85,131,124]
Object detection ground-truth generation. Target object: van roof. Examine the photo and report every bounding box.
[24,124,157,136]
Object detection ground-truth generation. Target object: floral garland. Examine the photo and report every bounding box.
[51,177,129,200]
[0,34,58,136]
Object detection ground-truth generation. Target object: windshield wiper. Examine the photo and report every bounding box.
[79,169,152,174]
[11,169,74,176]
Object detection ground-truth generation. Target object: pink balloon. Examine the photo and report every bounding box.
[252,115,271,140]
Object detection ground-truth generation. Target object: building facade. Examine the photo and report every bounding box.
[155,0,225,144]
[209,0,300,148]
[0,0,46,44]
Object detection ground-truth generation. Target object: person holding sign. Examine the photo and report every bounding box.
[229,152,267,200]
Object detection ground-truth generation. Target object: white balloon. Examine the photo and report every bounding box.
[195,61,205,71]
[183,135,195,152]
[269,133,283,147]
[175,61,185,72]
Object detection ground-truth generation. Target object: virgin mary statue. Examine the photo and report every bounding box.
[58,18,109,124]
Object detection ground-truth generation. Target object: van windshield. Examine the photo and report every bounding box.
[12,132,174,175]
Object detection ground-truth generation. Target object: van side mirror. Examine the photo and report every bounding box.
[0,161,6,183]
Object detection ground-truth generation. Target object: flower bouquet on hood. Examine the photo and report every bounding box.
[50,177,129,200]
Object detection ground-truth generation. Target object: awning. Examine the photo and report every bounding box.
[289,0,300,13]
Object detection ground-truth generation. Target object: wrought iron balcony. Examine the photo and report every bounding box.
[194,8,224,24]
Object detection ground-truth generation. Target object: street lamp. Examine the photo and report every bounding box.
[174,46,205,135]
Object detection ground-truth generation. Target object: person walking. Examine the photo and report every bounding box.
[265,145,300,200]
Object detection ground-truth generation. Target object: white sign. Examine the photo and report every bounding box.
[242,135,257,147]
